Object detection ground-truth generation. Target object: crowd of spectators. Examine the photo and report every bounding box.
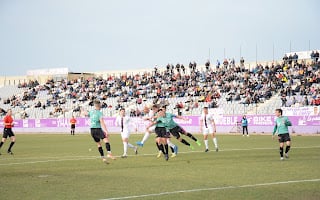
[278,51,320,106]
[1,54,319,119]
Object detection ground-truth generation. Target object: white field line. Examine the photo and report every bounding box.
[100,179,320,200]
[0,157,98,166]
[0,146,319,166]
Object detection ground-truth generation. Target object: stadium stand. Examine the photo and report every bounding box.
[0,52,319,119]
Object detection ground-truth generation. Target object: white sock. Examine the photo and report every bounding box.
[213,138,218,148]
[204,140,209,149]
[128,143,135,149]
[123,142,128,155]
[141,132,150,144]
[166,139,175,148]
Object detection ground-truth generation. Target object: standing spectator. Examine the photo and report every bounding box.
[315,51,319,62]
[0,109,16,155]
[310,51,315,61]
[240,57,245,66]
[281,95,287,107]
[205,60,210,70]
[293,53,298,64]
[189,62,193,71]
[216,59,220,69]
[241,115,249,137]
[176,63,180,72]
[181,64,185,73]
[283,54,288,64]
[223,59,229,69]
[192,61,197,71]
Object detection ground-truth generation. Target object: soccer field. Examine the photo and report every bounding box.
[0,133,319,200]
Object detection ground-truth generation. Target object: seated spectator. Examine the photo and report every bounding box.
[175,102,184,116]
[234,93,241,101]
[291,96,297,107]
[226,94,233,102]
[0,108,6,116]
[198,96,205,102]
[281,95,287,107]
[35,101,42,108]
[301,96,309,106]
[311,96,320,106]
[243,96,251,105]
[73,106,81,112]
[21,111,29,119]
[208,99,218,108]
[136,97,142,104]
[101,102,107,108]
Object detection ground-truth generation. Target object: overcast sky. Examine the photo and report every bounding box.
[0,0,319,76]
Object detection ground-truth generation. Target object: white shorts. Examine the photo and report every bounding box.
[147,125,156,133]
[121,130,130,139]
[202,127,214,135]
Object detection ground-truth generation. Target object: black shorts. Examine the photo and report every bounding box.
[3,128,15,138]
[169,126,186,139]
[155,127,167,138]
[90,128,106,142]
[278,133,291,143]
[71,124,76,129]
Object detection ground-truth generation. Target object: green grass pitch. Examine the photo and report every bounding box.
[0,133,319,200]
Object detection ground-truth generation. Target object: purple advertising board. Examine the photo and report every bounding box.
[0,114,319,134]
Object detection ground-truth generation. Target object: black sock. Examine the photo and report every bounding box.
[158,144,165,154]
[8,142,15,152]
[164,144,168,154]
[0,141,3,148]
[156,142,161,151]
[181,139,190,146]
[98,146,104,157]
[105,143,111,152]
[285,146,291,153]
[187,133,197,141]
[170,146,174,153]
[279,147,284,157]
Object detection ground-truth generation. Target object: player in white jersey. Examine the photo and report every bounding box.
[136,105,178,157]
[200,107,219,152]
[115,108,138,158]
[136,105,156,147]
